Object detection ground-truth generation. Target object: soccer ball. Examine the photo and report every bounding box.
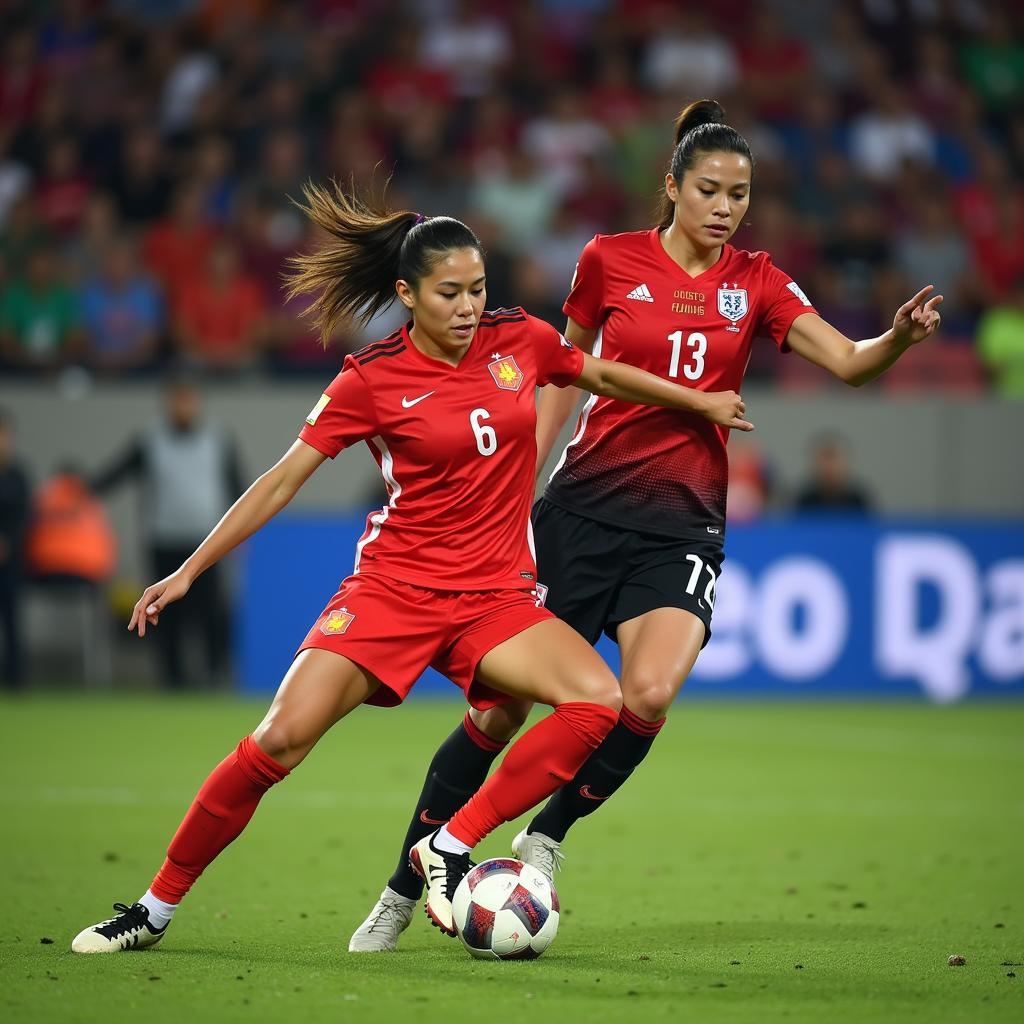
[452,858,559,960]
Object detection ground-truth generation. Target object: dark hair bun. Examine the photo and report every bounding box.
[674,99,727,146]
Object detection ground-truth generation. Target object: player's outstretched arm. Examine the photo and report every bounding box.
[575,353,754,431]
[786,285,943,387]
[128,440,327,636]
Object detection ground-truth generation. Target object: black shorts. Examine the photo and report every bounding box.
[532,498,724,648]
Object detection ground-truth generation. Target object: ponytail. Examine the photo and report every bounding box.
[284,180,482,344]
[657,99,754,229]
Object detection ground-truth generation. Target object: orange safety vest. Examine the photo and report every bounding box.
[24,474,117,582]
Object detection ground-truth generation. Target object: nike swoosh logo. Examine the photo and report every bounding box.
[419,809,448,826]
[579,785,609,801]
[402,392,435,408]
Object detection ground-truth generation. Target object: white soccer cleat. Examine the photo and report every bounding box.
[512,829,565,881]
[348,887,416,952]
[71,902,167,953]
[408,833,473,937]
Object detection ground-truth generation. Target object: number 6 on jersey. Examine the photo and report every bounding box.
[470,408,497,456]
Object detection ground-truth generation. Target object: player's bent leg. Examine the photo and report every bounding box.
[527,608,704,859]
[616,607,705,720]
[73,652,379,954]
[412,622,621,933]
[253,649,381,768]
[353,700,534,948]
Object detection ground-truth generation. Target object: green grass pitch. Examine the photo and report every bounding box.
[2,695,1021,1023]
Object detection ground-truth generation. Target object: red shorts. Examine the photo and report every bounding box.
[297,573,553,709]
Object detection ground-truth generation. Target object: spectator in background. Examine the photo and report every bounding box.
[969,193,1024,305]
[174,236,266,373]
[0,243,79,372]
[419,0,511,100]
[727,439,773,524]
[960,7,1024,123]
[142,181,218,307]
[469,149,559,254]
[533,202,594,304]
[0,27,46,132]
[848,82,936,183]
[0,127,31,231]
[641,8,738,98]
[63,190,119,284]
[78,234,163,374]
[911,32,964,128]
[894,193,976,332]
[363,23,452,128]
[33,135,91,237]
[24,465,116,585]
[737,6,810,124]
[585,50,646,138]
[794,434,874,514]
[189,134,238,226]
[521,88,611,195]
[822,198,893,326]
[563,152,628,235]
[107,128,172,225]
[977,276,1024,399]
[157,28,219,138]
[0,411,30,689]
[91,376,245,689]
[0,196,52,289]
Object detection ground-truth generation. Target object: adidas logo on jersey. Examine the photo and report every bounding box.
[626,284,654,302]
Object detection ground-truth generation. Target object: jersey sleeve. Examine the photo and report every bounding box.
[562,234,605,328]
[757,258,818,351]
[528,314,585,388]
[298,357,379,458]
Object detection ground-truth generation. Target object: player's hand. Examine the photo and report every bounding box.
[892,285,943,346]
[128,571,193,636]
[701,390,754,431]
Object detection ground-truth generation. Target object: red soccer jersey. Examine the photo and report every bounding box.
[299,309,584,590]
[546,229,816,540]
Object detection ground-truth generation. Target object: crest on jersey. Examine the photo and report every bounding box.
[488,354,524,392]
[717,284,748,323]
[320,607,355,636]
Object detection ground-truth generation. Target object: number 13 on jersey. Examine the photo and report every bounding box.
[668,330,707,381]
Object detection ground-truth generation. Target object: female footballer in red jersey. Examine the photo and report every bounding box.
[70,182,753,953]
[351,100,943,951]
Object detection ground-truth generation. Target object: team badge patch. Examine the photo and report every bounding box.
[320,607,355,635]
[488,354,524,391]
[718,284,748,331]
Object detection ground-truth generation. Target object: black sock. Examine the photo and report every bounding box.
[528,706,665,843]
[387,713,506,899]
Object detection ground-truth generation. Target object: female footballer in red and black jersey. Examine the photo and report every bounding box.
[352,100,943,950]
[69,184,753,953]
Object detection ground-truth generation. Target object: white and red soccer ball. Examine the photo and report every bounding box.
[451,858,560,960]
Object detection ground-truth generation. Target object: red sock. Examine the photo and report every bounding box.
[150,735,289,903]
[446,702,618,847]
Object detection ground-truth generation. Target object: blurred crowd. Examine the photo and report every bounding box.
[1,0,1023,391]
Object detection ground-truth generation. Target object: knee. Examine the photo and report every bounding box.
[574,667,622,715]
[621,672,675,721]
[252,716,306,764]
[472,701,530,743]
